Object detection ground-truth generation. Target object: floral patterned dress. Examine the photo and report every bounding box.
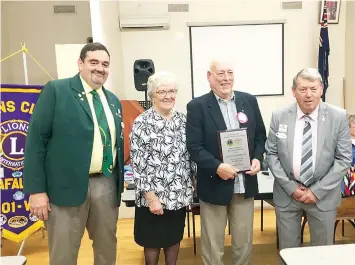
[129,108,194,210]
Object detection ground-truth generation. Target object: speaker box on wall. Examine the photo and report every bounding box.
[134,59,155,91]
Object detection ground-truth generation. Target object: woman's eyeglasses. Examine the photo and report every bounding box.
[156,90,177,97]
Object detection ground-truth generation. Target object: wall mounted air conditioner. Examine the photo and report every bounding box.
[119,15,170,30]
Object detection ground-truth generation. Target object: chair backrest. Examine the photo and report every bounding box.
[336,196,355,219]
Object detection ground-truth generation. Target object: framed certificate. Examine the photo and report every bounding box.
[217,128,251,171]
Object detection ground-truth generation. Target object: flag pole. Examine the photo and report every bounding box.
[318,0,330,102]
[17,42,29,255]
[21,42,29,85]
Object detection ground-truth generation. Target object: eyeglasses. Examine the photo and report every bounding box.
[156,89,177,97]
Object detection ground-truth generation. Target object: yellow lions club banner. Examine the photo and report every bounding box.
[1,84,44,242]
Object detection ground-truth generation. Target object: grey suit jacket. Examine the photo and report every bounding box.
[265,102,352,211]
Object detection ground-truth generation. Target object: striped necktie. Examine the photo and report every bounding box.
[300,115,313,185]
[91,90,113,177]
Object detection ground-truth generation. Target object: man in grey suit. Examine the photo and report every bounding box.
[265,68,352,260]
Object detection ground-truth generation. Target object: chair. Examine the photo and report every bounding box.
[188,201,231,255]
[186,206,191,238]
[191,203,200,255]
[301,196,355,243]
[187,178,233,255]
[334,196,355,238]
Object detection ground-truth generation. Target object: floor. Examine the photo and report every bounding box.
[1,209,355,265]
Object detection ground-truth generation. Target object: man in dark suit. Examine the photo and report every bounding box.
[23,42,124,265]
[186,59,266,265]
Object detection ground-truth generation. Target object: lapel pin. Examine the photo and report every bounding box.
[236,112,248,124]
[116,109,121,118]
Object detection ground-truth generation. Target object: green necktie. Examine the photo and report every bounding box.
[91,90,113,177]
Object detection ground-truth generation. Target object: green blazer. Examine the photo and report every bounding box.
[23,74,124,207]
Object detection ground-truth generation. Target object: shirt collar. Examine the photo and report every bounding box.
[79,75,103,95]
[151,107,177,119]
[296,104,319,121]
[213,91,235,103]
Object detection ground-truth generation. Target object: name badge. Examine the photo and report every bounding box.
[278,124,287,133]
[276,132,287,139]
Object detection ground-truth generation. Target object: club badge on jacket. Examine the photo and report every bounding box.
[236,112,248,124]
[277,124,287,139]
[115,108,121,118]
[78,92,85,101]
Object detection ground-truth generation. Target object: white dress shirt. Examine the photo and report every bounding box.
[80,76,116,174]
[293,104,319,181]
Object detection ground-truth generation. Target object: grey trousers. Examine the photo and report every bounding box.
[276,199,336,265]
[46,175,118,265]
[200,194,254,265]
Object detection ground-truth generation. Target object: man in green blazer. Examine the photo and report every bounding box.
[23,42,124,265]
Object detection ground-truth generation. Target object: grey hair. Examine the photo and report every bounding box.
[209,58,234,72]
[147,71,178,101]
[292,68,323,88]
[349,114,355,126]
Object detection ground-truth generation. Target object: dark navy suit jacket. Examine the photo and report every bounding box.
[186,91,267,206]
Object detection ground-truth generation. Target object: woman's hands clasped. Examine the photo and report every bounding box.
[146,192,164,215]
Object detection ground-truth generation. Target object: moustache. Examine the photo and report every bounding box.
[92,71,105,75]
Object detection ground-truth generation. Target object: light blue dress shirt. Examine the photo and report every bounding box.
[214,93,245,194]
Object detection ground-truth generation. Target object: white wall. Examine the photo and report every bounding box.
[345,0,355,114]
[2,1,349,127]
[118,0,347,132]
[1,1,91,85]
[98,1,125,98]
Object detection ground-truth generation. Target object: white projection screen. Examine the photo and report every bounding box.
[189,23,284,98]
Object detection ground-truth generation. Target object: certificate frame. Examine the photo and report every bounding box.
[217,128,251,172]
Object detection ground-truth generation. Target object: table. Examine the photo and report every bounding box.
[121,171,275,228]
[122,172,273,205]
[255,171,274,231]
[121,172,276,252]
[0,256,27,265]
[122,189,135,207]
[280,244,355,265]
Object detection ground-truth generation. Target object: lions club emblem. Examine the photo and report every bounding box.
[0,119,28,170]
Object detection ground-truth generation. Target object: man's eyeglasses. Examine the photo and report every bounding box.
[156,89,177,97]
